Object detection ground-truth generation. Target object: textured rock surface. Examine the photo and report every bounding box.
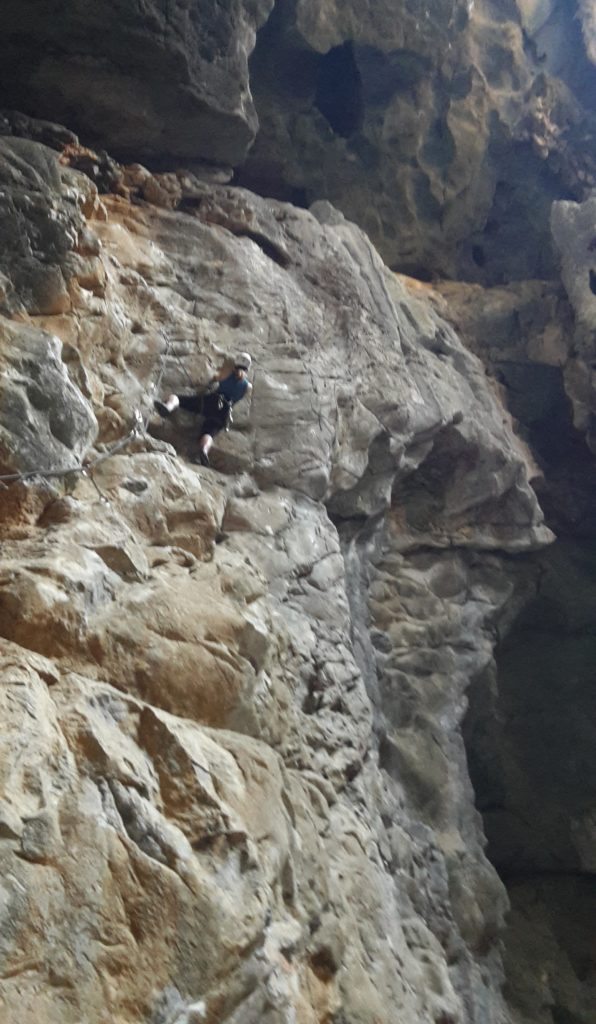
[0,132,556,1023]
[3,0,596,281]
[0,136,104,316]
[550,196,596,453]
[3,4,596,999]
[0,0,275,165]
[0,322,97,480]
[239,0,596,279]
[427,247,596,1023]
[427,274,596,535]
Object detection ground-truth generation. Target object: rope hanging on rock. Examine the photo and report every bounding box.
[169,342,196,391]
[0,420,142,490]
[143,330,173,433]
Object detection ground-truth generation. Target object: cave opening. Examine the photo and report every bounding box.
[494,361,596,536]
[459,347,596,1022]
[239,21,366,198]
[463,573,596,1023]
[314,41,364,138]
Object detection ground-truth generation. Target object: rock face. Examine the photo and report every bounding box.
[0,0,275,165]
[238,0,596,280]
[0,136,103,316]
[0,323,97,477]
[0,131,555,1024]
[427,254,596,1023]
[3,0,596,283]
[551,196,596,453]
[3,1,596,1013]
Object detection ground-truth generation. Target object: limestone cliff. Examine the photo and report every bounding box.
[239,0,596,281]
[0,126,551,1023]
[1,2,596,1023]
[4,0,596,281]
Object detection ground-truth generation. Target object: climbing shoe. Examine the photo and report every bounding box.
[191,451,210,467]
[154,399,171,418]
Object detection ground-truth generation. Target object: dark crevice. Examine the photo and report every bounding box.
[391,262,435,282]
[501,869,596,884]
[230,166,310,207]
[184,198,292,267]
[464,141,577,284]
[551,1009,585,1024]
[493,361,596,537]
[290,186,308,208]
[463,530,596,1017]
[356,46,431,104]
[314,42,364,138]
[232,227,291,267]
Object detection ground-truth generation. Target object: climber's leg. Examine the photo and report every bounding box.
[155,393,203,418]
[191,432,213,467]
[154,393,179,418]
[177,394,203,413]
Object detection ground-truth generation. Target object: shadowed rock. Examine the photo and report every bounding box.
[0,0,275,165]
[0,323,97,477]
[239,0,596,280]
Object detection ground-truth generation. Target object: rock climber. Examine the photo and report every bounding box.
[154,352,253,466]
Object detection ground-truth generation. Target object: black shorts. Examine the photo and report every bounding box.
[177,393,203,414]
[177,392,227,437]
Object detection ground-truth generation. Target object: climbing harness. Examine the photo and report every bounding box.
[217,395,234,431]
[0,331,250,497]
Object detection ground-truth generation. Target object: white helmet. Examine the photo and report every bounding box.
[235,351,252,370]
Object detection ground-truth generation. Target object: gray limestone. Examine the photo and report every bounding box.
[0,121,588,1024]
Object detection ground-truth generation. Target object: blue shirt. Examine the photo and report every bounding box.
[217,372,249,405]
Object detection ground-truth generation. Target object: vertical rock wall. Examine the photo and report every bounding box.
[0,133,551,1023]
[429,210,596,1024]
[2,0,596,1019]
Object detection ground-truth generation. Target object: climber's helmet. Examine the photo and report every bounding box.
[234,352,252,374]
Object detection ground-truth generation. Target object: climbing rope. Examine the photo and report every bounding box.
[142,330,173,433]
[0,421,142,491]
[169,342,196,390]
